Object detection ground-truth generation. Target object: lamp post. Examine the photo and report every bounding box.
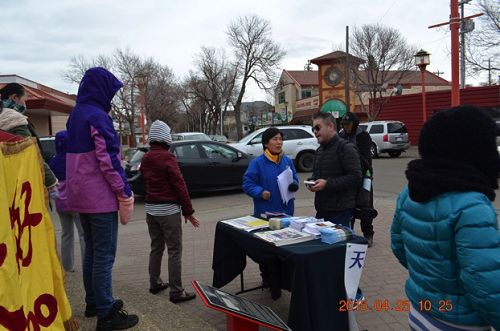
[136,73,147,145]
[284,101,288,124]
[415,49,430,123]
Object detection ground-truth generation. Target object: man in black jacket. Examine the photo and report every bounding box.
[307,112,362,226]
[339,112,377,247]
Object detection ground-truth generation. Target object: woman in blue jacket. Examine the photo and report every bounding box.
[243,127,299,217]
[391,105,500,331]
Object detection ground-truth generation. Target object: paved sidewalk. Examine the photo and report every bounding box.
[79,196,408,330]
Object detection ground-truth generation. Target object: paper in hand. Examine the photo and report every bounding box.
[277,167,295,205]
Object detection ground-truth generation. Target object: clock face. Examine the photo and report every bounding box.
[325,67,342,86]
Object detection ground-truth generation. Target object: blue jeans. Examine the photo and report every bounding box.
[80,212,118,318]
[316,209,354,227]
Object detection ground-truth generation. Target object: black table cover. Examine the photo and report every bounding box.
[212,221,367,331]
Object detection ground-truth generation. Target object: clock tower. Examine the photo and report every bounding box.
[310,51,364,119]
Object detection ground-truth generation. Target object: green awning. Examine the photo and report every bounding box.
[320,99,347,118]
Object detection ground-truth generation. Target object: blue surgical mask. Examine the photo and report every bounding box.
[2,99,26,114]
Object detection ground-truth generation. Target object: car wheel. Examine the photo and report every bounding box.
[388,151,402,158]
[296,152,314,172]
[370,143,379,159]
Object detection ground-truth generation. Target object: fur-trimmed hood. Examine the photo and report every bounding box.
[0,107,29,131]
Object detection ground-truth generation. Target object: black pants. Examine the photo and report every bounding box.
[352,186,375,238]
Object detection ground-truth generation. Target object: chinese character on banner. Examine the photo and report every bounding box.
[0,137,78,330]
[344,243,368,331]
[344,244,367,299]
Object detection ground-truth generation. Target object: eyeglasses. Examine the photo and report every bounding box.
[312,125,321,133]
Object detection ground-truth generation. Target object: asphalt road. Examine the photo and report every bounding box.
[51,146,500,230]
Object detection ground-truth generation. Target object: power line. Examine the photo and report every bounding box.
[378,0,398,23]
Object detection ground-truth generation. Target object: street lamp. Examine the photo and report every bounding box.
[135,73,147,145]
[415,49,430,123]
[284,101,288,124]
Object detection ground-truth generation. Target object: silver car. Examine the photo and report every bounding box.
[358,121,410,158]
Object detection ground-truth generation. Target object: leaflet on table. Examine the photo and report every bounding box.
[221,215,269,232]
[265,215,304,229]
[254,227,315,246]
[302,221,336,238]
[319,226,354,244]
[289,216,321,231]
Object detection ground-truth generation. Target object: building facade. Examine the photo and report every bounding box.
[0,75,75,136]
[275,51,451,124]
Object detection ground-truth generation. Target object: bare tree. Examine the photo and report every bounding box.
[227,15,285,139]
[141,59,182,126]
[63,49,180,146]
[466,0,499,81]
[185,47,238,135]
[350,24,416,120]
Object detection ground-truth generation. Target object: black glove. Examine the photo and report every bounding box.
[288,182,299,192]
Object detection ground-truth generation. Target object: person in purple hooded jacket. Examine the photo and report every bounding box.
[66,67,138,330]
[49,130,85,273]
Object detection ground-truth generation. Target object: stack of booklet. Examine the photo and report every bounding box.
[289,216,320,231]
[254,227,316,247]
[221,216,269,232]
[302,221,336,238]
[319,226,354,244]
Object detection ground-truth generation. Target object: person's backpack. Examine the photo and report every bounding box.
[336,140,372,208]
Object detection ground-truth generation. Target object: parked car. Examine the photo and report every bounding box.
[125,140,252,196]
[229,125,319,172]
[358,121,410,158]
[121,147,138,167]
[39,136,56,163]
[172,132,211,141]
[210,135,228,143]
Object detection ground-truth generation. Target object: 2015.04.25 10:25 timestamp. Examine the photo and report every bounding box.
[339,299,453,312]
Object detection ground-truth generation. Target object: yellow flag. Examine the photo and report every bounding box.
[0,138,76,331]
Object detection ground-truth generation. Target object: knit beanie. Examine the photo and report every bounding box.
[148,120,172,145]
[418,105,499,182]
[261,127,283,151]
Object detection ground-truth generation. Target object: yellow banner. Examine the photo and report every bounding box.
[0,138,75,330]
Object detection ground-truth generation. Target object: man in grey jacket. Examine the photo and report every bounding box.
[307,112,362,226]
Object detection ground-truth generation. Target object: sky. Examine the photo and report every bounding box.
[1,0,485,102]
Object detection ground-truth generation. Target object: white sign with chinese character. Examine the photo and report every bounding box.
[344,243,368,331]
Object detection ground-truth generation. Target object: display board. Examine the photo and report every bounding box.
[192,281,291,331]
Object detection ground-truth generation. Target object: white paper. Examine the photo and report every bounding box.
[277,167,294,205]
[344,243,368,331]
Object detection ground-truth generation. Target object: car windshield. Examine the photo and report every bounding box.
[188,134,210,140]
[173,133,210,141]
[388,123,407,133]
[130,150,145,163]
[237,130,264,144]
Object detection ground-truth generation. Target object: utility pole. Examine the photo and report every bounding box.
[429,0,482,106]
[488,58,492,85]
[460,0,472,89]
[433,70,445,77]
[451,0,460,105]
[345,26,351,112]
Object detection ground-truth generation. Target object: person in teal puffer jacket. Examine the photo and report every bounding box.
[391,105,500,331]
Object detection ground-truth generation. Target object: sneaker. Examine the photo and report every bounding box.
[366,237,373,247]
[86,299,123,318]
[170,291,196,303]
[149,282,169,295]
[96,300,138,330]
[85,305,97,318]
